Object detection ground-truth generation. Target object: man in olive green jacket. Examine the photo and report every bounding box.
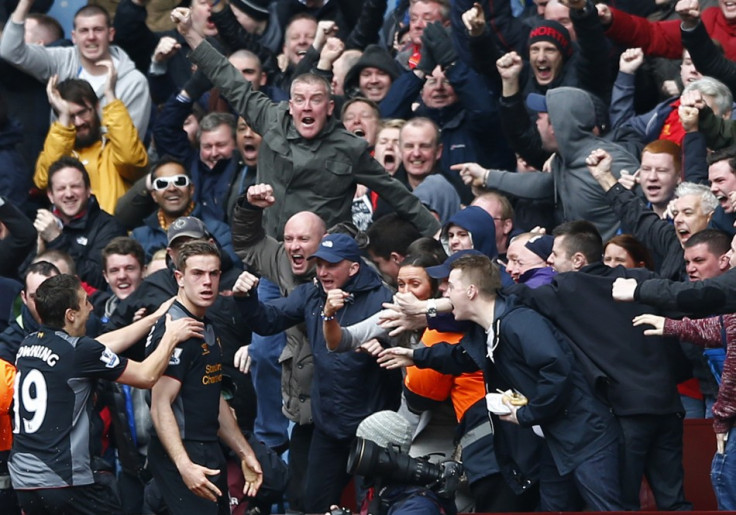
[171,7,441,240]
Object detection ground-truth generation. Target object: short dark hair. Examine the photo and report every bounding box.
[35,249,77,275]
[449,254,501,297]
[367,214,422,260]
[197,112,236,142]
[150,155,189,179]
[102,237,145,270]
[35,274,82,329]
[47,156,91,190]
[23,261,61,291]
[552,220,602,264]
[707,145,736,170]
[73,5,111,28]
[341,97,380,121]
[684,228,731,256]
[405,237,448,263]
[27,13,64,41]
[176,240,221,272]
[56,78,98,110]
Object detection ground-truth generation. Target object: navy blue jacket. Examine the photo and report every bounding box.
[709,206,736,238]
[153,93,239,223]
[0,199,36,280]
[41,195,126,290]
[414,296,618,476]
[380,60,514,204]
[131,204,241,265]
[441,206,498,259]
[235,264,401,440]
[508,263,685,416]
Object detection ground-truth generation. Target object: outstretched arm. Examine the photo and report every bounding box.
[603,5,684,59]
[173,8,276,136]
[116,314,205,389]
[97,298,175,353]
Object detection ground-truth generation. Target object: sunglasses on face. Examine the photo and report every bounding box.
[152,175,191,191]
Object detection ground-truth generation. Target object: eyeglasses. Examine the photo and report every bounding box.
[152,175,191,191]
[70,105,93,120]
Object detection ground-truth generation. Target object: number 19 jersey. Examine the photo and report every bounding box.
[9,329,128,489]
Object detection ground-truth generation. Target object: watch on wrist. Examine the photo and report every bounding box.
[426,299,438,318]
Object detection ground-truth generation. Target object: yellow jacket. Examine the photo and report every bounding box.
[35,99,149,214]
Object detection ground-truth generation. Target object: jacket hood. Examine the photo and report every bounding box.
[546,87,598,156]
[413,174,461,223]
[442,206,498,258]
[108,45,138,78]
[343,44,402,95]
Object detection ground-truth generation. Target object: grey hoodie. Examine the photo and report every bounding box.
[546,87,640,240]
[487,87,640,240]
[0,19,151,136]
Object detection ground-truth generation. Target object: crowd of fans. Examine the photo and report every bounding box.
[2,0,736,512]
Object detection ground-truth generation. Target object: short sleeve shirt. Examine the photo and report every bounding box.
[146,301,222,441]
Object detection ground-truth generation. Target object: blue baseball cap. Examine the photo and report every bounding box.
[308,233,361,263]
[426,249,485,279]
[526,93,548,113]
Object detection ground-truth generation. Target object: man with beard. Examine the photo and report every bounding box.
[131,158,239,264]
[34,68,149,215]
[0,1,151,137]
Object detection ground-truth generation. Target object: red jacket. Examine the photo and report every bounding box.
[605,6,736,61]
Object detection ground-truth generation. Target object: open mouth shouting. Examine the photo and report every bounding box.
[534,64,553,84]
[676,226,692,244]
[382,152,396,171]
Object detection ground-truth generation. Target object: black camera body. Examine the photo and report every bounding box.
[347,437,463,499]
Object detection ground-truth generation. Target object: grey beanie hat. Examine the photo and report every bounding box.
[356,410,413,453]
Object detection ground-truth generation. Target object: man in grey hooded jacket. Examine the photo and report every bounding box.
[457,87,640,241]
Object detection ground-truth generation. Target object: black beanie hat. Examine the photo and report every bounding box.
[528,20,573,60]
[343,45,402,94]
[230,0,270,22]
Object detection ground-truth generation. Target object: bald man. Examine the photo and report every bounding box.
[230,184,326,511]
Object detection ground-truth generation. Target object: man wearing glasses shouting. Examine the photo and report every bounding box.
[131,158,240,266]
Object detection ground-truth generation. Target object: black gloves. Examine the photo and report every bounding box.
[183,69,213,101]
[416,43,437,75]
[422,21,458,69]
